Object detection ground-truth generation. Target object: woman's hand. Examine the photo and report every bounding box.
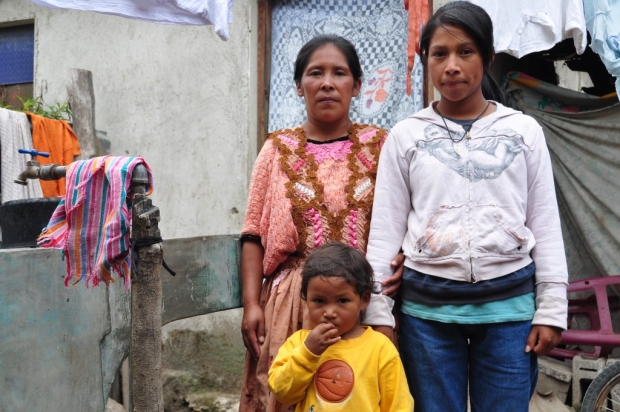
[382,253,405,298]
[525,325,563,356]
[241,303,265,359]
[240,240,266,359]
[304,322,341,356]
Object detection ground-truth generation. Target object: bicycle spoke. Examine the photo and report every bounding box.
[596,393,620,412]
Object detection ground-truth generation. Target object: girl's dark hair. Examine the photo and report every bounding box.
[293,35,363,84]
[419,1,505,104]
[300,242,375,300]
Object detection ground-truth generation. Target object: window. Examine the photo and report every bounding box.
[0,23,35,108]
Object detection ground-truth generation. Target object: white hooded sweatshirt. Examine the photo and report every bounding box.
[363,102,568,330]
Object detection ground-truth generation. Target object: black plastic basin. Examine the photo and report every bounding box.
[0,198,61,249]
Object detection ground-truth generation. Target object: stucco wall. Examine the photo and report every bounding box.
[0,0,258,239]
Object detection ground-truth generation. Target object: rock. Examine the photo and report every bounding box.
[105,398,126,412]
[185,392,239,411]
[529,391,573,412]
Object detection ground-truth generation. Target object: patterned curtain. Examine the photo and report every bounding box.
[268,0,425,132]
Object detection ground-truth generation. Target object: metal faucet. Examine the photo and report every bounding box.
[14,149,147,189]
[14,149,67,185]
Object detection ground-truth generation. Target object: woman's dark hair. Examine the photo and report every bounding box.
[419,1,505,104]
[293,35,363,84]
[300,242,375,300]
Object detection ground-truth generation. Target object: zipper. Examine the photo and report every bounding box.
[466,130,475,282]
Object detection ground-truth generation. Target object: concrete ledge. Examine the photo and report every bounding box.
[537,356,572,404]
[572,354,607,409]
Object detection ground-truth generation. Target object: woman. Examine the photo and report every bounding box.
[363,3,567,411]
[239,34,402,412]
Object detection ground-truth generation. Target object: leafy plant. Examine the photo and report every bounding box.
[1,95,72,121]
[18,96,72,121]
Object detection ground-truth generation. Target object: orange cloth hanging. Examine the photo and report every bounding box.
[404,0,429,95]
[28,113,81,197]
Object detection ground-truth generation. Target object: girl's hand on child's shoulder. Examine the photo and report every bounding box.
[305,323,341,356]
[372,325,394,343]
[383,253,405,298]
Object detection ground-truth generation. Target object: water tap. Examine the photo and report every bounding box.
[14,148,67,185]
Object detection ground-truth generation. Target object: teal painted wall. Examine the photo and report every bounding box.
[0,235,241,411]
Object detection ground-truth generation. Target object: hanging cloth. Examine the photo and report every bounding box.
[468,0,587,59]
[404,0,429,95]
[29,0,234,40]
[28,112,81,198]
[0,107,44,203]
[583,0,620,98]
[505,71,620,279]
[38,155,153,290]
[268,0,424,132]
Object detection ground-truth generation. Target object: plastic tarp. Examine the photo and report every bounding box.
[505,72,620,281]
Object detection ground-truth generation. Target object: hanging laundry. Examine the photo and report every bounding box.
[28,112,81,198]
[0,107,44,203]
[583,0,620,98]
[177,0,233,40]
[404,0,429,95]
[468,0,587,59]
[38,155,153,290]
[29,0,234,40]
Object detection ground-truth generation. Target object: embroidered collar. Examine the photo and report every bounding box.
[271,123,385,255]
[307,135,349,144]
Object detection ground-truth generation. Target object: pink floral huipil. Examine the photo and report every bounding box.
[239,123,387,412]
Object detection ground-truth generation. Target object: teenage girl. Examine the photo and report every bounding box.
[362,2,568,411]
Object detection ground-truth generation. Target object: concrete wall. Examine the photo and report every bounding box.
[1,3,256,407]
[433,0,453,10]
[0,0,258,239]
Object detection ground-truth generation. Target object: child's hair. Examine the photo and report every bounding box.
[300,242,375,300]
[419,1,506,104]
[293,34,363,84]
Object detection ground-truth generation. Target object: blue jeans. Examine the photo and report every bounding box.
[399,314,538,412]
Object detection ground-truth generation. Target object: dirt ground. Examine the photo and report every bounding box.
[162,319,245,412]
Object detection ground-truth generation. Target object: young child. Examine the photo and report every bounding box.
[268,242,413,412]
[363,2,568,411]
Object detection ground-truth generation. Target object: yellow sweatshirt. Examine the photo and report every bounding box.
[268,327,414,412]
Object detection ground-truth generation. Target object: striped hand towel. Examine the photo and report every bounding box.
[38,155,153,289]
